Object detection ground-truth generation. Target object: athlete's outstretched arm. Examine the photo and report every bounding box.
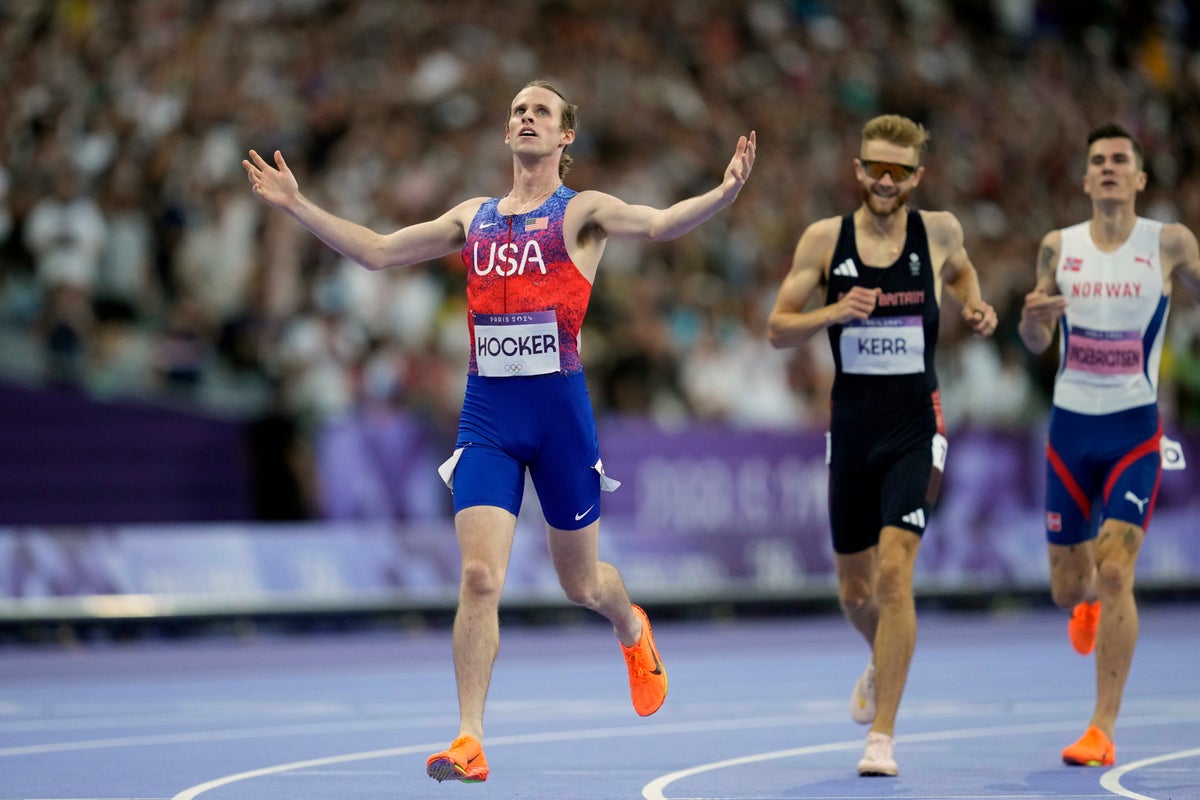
[767,217,879,350]
[1019,229,1068,355]
[580,132,756,242]
[242,149,474,270]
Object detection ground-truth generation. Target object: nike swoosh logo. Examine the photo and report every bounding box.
[648,649,664,676]
[466,753,480,765]
[479,221,499,229]
[574,505,595,521]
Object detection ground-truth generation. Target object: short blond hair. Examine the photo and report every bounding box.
[861,115,930,158]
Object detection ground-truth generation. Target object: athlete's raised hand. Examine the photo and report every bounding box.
[721,131,757,198]
[243,149,299,211]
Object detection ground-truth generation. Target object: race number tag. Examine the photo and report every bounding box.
[1161,435,1187,471]
[932,432,948,472]
[840,316,925,375]
[474,311,561,377]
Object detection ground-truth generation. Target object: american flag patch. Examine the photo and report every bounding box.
[525,216,548,231]
[1046,511,1062,532]
[1063,257,1083,272]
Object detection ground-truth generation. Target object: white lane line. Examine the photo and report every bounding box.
[166,712,1200,800]
[1100,746,1200,800]
[9,697,1195,757]
[3,711,820,758]
[167,716,834,800]
[642,716,1200,800]
[0,718,409,757]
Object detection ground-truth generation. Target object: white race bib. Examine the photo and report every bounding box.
[474,311,561,377]
[840,315,925,375]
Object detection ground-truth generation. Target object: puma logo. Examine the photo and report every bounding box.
[1124,491,1149,514]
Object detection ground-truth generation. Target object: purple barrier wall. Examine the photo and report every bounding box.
[0,381,253,524]
[2,410,1197,616]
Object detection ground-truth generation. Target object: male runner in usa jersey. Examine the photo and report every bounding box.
[1019,123,1200,768]
[244,79,756,783]
[767,114,996,778]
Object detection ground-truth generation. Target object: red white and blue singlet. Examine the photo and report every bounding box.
[463,186,591,376]
[439,186,618,530]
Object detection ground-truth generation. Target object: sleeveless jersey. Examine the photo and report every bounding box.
[825,210,940,411]
[461,185,591,375]
[1052,217,1168,415]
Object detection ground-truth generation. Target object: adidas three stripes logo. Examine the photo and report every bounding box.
[832,259,859,278]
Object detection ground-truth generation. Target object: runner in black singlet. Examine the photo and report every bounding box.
[767,114,996,778]
[824,209,945,556]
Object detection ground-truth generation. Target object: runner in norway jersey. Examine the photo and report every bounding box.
[1053,217,1167,416]
[1015,123,1200,772]
[1040,217,1167,545]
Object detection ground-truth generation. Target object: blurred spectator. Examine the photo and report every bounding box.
[23,167,107,294]
[36,282,93,384]
[2,0,1200,522]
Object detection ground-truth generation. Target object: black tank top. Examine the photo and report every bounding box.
[824,209,940,414]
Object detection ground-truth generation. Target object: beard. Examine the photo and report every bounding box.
[859,184,911,217]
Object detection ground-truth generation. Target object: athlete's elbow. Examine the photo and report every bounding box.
[359,242,400,271]
[644,222,678,242]
[766,319,792,349]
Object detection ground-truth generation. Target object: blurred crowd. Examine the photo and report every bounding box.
[3,0,1200,508]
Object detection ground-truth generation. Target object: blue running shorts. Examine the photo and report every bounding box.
[1044,403,1161,545]
[443,371,610,530]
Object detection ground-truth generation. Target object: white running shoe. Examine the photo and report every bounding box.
[850,661,875,724]
[857,731,898,776]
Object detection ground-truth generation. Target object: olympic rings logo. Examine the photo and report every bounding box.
[505,363,524,374]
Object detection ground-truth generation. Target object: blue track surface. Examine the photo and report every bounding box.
[2,605,1198,800]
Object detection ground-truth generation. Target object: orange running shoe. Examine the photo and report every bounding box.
[426,735,489,783]
[1062,725,1115,767]
[621,604,668,716]
[1068,600,1101,655]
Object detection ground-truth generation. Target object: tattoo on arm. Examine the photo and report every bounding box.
[1039,244,1057,278]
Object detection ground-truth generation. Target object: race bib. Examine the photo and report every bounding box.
[840,316,925,375]
[1064,327,1143,376]
[474,311,561,377]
